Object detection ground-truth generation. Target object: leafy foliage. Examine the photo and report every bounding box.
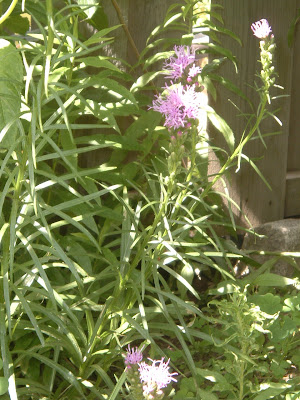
[0,1,299,400]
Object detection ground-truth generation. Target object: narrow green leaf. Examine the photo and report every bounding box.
[253,383,291,400]
[89,76,137,107]
[207,42,238,72]
[288,9,300,47]
[75,0,97,19]
[11,284,45,345]
[0,306,18,400]
[131,71,163,92]
[77,56,121,73]
[17,351,85,398]
[107,370,127,400]
[0,39,23,147]
[83,25,121,46]
[206,105,235,152]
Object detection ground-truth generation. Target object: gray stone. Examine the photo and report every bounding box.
[242,219,300,277]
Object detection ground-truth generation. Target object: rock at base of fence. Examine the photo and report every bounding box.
[241,218,300,278]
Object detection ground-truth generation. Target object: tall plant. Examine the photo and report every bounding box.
[0,1,298,400]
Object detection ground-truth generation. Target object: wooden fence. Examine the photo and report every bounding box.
[210,0,300,226]
[92,1,300,227]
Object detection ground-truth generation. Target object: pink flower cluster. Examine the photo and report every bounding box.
[251,19,272,39]
[125,345,178,396]
[139,358,178,395]
[151,45,202,131]
[125,345,143,367]
[152,83,201,130]
[164,45,200,81]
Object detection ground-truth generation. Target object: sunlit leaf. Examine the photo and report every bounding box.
[0,39,23,147]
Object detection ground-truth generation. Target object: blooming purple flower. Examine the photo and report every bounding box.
[188,63,201,78]
[164,46,195,81]
[125,345,143,368]
[139,358,178,395]
[152,83,201,129]
[251,19,272,39]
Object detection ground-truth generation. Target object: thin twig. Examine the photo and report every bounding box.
[111,0,140,61]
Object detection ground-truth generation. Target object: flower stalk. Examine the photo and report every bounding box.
[124,346,177,400]
[202,18,277,197]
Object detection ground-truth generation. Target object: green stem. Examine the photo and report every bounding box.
[44,0,54,97]
[201,96,268,199]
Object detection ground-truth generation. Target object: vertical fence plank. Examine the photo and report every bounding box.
[285,4,300,217]
[102,0,181,67]
[209,0,296,227]
[80,0,183,168]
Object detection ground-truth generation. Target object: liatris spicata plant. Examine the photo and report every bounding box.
[199,18,279,190]
[151,45,205,184]
[139,358,178,400]
[163,45,201,82]
[251,18,276,102]
[152,46,203,135]
[125,346,144,400]
[124,346,178,400]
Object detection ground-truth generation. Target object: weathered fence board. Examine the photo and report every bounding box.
[210,0,299,227]
[102,0,181,66]
[79,0,183,168]
[285,11,300,217]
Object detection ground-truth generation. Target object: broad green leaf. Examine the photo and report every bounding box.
[197,388,218,400]
[0,377,8,395]
[3,14,30,35]
[252,273,296,287]
[0,39,23,148]
[249,293,282,315]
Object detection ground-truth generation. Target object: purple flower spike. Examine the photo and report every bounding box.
[164,46,195,81]
[152,83,201,129]
[139,358,178,395]
[188,64,201,78]
[125,345,143,367]
[251,19,272,39]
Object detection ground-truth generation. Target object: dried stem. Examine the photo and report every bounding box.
[111,0,140,61]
